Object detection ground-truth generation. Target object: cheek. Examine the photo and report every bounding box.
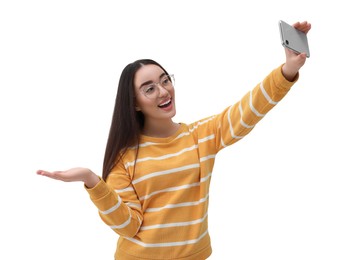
[136,96,156,111]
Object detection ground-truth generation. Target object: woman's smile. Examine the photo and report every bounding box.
[158,98,173,110]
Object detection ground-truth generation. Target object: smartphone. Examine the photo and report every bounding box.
[279,20,310,58]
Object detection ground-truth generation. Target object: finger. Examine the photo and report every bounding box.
[293,21,311,34]
[292,21,301,28]
[37,169,50,175]
[299,53,308,60]
[293,21,307,28]
[298,23,311,34]
[37,170,63,180]
[304,23,311,34]
[294,53,307,67]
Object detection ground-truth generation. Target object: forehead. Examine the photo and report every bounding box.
[134,64,165,87]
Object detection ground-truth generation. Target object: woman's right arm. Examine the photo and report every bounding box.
[37,167,143,238]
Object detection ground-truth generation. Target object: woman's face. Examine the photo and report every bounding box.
[134,64,176,122]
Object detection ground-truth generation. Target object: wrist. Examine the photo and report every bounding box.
[281,64,298,82]
[84,170,100,188]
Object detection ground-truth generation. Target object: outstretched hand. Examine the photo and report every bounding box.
[37,167,100,188]
[282,21,311,81]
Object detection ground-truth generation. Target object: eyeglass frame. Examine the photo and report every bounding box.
[137,74,175,99]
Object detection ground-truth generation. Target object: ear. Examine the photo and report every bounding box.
[135,106,142,111]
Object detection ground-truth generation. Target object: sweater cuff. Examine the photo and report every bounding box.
[84,177,111,201]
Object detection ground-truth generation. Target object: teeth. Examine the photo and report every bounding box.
[160,99,171,106]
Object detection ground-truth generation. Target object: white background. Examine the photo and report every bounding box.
[1,0,353,259]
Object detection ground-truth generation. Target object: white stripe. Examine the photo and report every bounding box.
[110,207,131,229]
[140,212,208,230]
[249,90,265,117]
[132,164,200,185]
[139,131,191,148]
[220,136,227,148]
[240,118,254,128]
[217,124,228,148]
[198,134,215,144]
[138,141,159,148]
[140,173,212,201]
[137,145,198,163]
[115,187,134,193]
[260,81,278,105]
[137,215,142,225]
[140,182,199,201]
[174,131,191,140]
[188,116,215,133]
[239,103,255,129]
[200,172,212,182]
[200,154,216,162]
[126,202,142,209]
[126,145,198,168]
[227,105,244,139]
[145,194,209,213]
[100,195,122,215]
[125,229,209,248]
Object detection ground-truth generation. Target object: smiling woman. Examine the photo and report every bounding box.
[36,21,311,260]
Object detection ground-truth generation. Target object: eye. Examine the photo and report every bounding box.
[161,77,170,86]
[144,84,156,94]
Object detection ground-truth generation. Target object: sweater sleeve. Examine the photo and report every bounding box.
[213,64,298,151]
[85,162,143,238]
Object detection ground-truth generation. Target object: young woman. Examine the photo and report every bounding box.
[37,21,311,260]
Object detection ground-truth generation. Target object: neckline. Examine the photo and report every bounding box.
[140,123,185,143]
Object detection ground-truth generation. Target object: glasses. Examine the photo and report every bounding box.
[139,74,175,99]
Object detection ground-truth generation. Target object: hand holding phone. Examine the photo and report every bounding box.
[279,20,310,58]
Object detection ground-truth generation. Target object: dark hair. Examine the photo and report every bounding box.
[102,59,169,181]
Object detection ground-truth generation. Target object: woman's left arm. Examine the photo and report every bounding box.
[212,21,311,151]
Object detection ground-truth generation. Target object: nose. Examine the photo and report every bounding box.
[157,84,169,97]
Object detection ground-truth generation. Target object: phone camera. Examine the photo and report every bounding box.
[285,40,289,45]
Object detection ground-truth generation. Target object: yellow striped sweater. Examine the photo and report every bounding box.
[86,65,298,259]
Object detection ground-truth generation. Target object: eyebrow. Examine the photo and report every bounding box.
[139,73,167,89]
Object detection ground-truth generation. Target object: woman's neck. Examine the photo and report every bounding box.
[142,120,180,138]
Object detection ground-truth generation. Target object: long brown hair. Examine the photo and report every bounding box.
[102,59,170,181]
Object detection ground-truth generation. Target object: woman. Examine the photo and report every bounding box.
[37,21,311,260]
